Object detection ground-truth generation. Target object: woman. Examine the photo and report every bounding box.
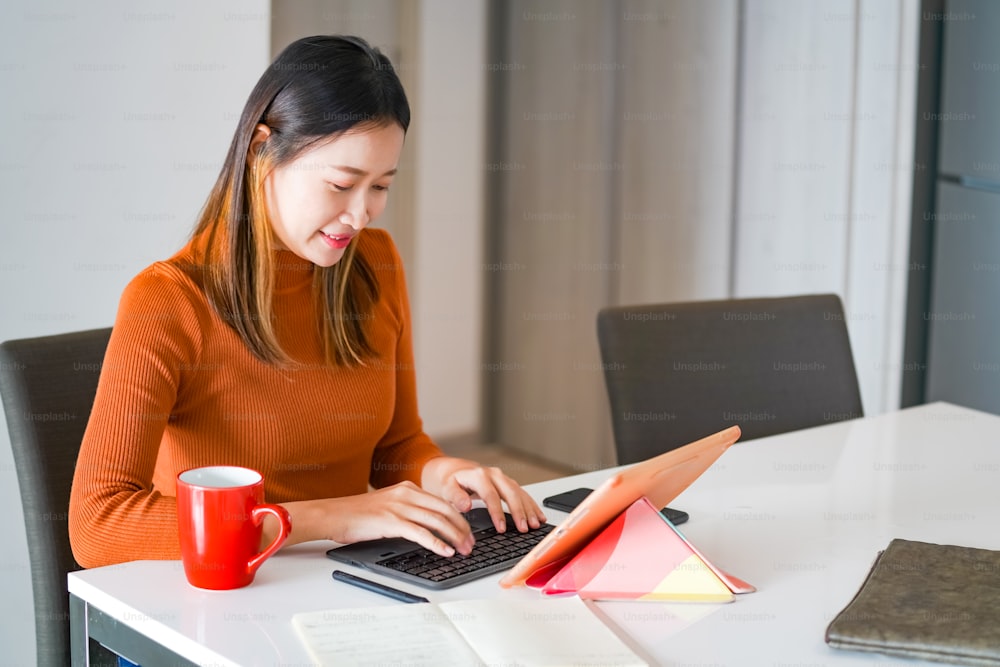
[69,35,545,569]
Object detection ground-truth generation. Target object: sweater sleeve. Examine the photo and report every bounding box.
[367,231,445,489]
[69,264,204,568]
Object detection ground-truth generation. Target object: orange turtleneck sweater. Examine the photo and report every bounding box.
[69,228,444,568]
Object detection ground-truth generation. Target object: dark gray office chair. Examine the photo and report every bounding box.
[0,328,117,667]
[597,294,863,464]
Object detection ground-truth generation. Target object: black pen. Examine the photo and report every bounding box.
[331,569,429,604]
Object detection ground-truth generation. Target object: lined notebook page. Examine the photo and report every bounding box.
[292,596,647,667]
[441,596,647,666]
[293,605,479,667]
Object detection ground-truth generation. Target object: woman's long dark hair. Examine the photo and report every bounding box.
[193,35,410,366]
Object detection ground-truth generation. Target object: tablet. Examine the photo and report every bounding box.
[499,424,741,588]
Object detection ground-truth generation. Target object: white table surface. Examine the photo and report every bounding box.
[69,402,1000,666]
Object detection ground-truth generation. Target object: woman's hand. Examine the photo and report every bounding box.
[263,458,546,556]
[330,482,477,556]
[420,456,547,534]
[264,481,476,557]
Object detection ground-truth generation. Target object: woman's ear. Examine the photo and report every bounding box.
[247,123,272,164]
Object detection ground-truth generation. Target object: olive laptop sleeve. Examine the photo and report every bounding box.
[826,538,1000,665]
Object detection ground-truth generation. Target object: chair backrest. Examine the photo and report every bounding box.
[597,294,862,464]
[0,327,112,667]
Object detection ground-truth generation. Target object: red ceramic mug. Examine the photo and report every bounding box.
[176,466,292,590]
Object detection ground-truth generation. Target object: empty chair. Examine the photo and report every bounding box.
[0,328,117,667]
[597,294,863,464]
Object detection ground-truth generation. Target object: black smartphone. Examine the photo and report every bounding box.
[541,487,592,513]
[542,487,689,525]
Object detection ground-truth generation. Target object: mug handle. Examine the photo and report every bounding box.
[247,504,292,575]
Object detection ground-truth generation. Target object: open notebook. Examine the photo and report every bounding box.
[292,596,648,666]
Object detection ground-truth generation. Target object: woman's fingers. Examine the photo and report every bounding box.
[364,482,475,556]
[446,465,547,533]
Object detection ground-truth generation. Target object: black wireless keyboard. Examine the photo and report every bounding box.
[377,517,555,584]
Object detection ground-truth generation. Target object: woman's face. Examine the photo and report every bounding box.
[260,123,405,267]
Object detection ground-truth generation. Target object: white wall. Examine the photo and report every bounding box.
[846,0,920,415]
[410,0,488,440]
[734,0,919,417]
[0,2,270,662]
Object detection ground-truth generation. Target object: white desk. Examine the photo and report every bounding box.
[69,402,1000,666]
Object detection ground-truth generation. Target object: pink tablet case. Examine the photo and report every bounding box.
[536,497,755,602]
